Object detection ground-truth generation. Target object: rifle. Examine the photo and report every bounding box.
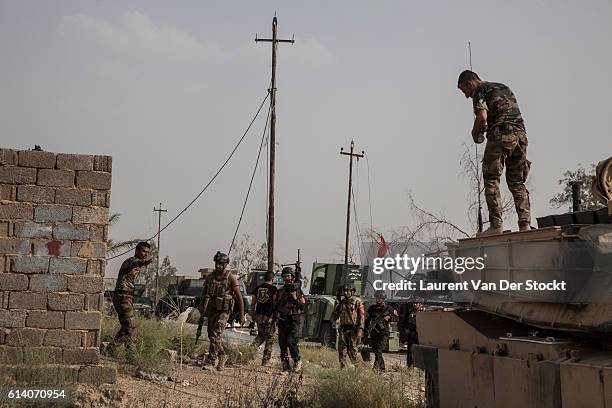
[281,249,302,288]
[195,296,209,344]
[366,309,388,337]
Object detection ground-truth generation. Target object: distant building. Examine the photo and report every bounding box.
[199,268,214,278]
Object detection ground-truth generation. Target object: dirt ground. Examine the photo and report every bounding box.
[72,352,425,408]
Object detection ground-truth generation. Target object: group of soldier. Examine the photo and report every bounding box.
[109,69,532,374]
[108,245,418,373]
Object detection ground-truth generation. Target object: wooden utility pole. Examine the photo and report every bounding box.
[340,141,364,265]
[153,203,167,314]
[255,15,294,274]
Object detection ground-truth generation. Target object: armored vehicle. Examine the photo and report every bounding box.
[303,263,366,346]
[413,156,612,408]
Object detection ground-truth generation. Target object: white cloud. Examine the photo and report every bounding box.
[59,11,221,62]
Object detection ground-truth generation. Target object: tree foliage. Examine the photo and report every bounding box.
[137,241,178,298]
[229,234,268,278]
[549,164,600,211]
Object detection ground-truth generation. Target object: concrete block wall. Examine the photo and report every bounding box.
[0,148,116,385]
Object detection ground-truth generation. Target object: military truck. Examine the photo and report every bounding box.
[413,156,612,408]
[303,263,366,346]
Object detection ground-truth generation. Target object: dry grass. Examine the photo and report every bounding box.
[305,365,426,408]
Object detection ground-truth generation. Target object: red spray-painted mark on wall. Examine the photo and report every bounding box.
[46,240,63,256]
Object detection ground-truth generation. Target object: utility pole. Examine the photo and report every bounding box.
[255,15,294,275]
[340,141,364,265]
[153,203,167,314]
[469,41,484,234]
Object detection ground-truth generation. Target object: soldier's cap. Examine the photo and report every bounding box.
[213,251,230,264]
[281,266,294,276]
[342,283,356,291]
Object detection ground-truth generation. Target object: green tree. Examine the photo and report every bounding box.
[549,164,600,211]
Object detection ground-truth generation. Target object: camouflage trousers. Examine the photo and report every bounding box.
[206,309,230,362]
[338,326,359,366]
[482,129,531,227]
[252,314,276,362]
[112,293,136,351]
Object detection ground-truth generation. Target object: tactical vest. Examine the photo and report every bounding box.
[339,297,361,327]
[276,289,304,317]
[204,270,234,312]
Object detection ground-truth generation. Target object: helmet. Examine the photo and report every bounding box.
[342,283,356,292]
[374,290,386,301]
[213,251,229,264]
[281,266,294,276]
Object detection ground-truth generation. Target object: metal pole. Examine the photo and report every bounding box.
[153,203,167,315]
[340,141,364,265]
[255,16,294,275]
[268,17,277,276]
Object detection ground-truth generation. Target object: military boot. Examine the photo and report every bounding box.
[477,224,503,236]
[202,355,216,370]
[519,223,531,232]
[281,358,291,372]
[262,351,272,366]
[217,354,228,371]
[293,359,302,372]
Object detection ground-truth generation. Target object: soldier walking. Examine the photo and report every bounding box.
[199,251,245,371]
[251,271,278,366]
[458,70,532,235]
[275,267,306,372]
[364,291,398,372]
[109,242,153,354]
[332,283,365,368]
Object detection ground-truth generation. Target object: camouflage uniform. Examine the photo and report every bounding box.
[332,296,365,367]
[201,269,239,365]
[111,257,149,351]
[252,282,277,364]
[275,285,305,369]
[473,82,531,228]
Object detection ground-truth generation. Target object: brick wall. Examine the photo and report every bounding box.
[0,148,116,385]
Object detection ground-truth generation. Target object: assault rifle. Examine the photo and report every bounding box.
[366,309,388,337]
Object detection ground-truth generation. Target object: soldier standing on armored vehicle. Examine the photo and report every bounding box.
[332,283,365,368]
[199,251,245,371]
[458,70,532,235]
[251,271,278,366]
[275,267,306,372]
[364,291,398,372]
[109,242,153,354]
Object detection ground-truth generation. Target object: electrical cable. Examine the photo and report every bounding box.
[228,102,271,256]
[365,154,374,231]
[106,91,270,261]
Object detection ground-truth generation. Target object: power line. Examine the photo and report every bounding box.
[106,91,271,261]
[365,154,374,231]
[228,102,272,256]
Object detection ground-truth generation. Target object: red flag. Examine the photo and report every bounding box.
[377,234,388,258]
